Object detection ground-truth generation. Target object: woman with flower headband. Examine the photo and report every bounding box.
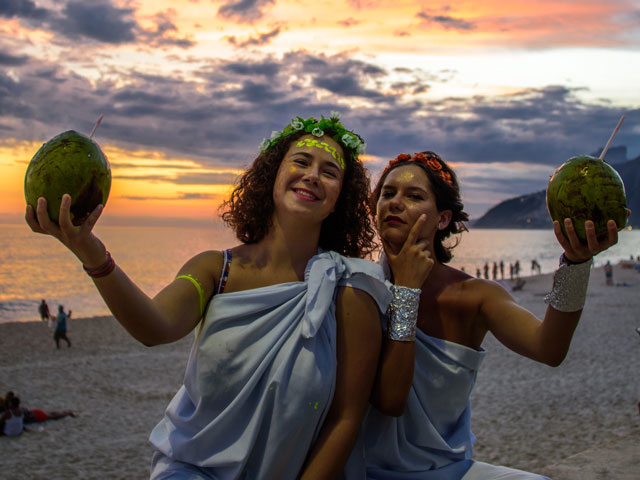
[345,151,622,479]
[26,113,391,479]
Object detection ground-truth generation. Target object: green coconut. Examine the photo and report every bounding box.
[546,155,627,243]
[24,130,111,225]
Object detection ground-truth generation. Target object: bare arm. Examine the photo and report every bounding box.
[371,215,433,415]
[477,282,580,366]
[26,195,219,346]
[300,287,382,480]
[481,218,620,366]
[370,339,415,416]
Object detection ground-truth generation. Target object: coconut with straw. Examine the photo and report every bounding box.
[546,115,628,243]
[24,114,111,225]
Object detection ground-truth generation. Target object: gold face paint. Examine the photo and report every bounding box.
[399,169,418,183]
[296,138,345,170]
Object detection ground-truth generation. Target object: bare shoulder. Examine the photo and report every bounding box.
[336,286,381,343]
[178,250,226,287]
[456,276,513,299]
[438,269,513,310]
[337,285,378,312]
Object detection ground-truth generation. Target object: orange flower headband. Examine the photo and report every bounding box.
[383,152,454,186]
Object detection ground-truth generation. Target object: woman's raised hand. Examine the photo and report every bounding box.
[554,218,620,263]
[383,214,434,289]
[25,194,107,266]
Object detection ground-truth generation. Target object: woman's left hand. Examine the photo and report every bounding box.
[554,218,620,263]
[383,214,434,288]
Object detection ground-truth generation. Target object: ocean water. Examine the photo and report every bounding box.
[2,222,639,324]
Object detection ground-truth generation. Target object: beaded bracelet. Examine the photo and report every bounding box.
[387,285,421,342]
[83,251,116,278]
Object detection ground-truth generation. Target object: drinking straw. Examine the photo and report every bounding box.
[89,114,104,139]
[599,115,625,160]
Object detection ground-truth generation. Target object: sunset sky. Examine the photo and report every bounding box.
[1,0,639,225]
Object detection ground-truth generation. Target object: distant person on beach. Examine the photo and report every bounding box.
[22,407,76,423]
[38,299,50,326]
[531,259,541,275]
[499,260,504,279]
[0,396,24,436]
[53,305,71,349]
[345,151,623,479]
[0,390,15,414]
[604,260,614,286]
[0,391,76,435]
[26,113,390,478]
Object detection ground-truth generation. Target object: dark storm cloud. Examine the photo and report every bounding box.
[0,52,30,66]
[53,1,137,44]
[4,1,193,47]
[226,27,282,47]
[463,174,547,198]
[314,75,384,98]
[218,0,275,23]
[283,52,387,98]
[33,67,68,83]
[416,12,475,31]
[113,90,174,106]
[221,61,281,77]
[0,0,48,19]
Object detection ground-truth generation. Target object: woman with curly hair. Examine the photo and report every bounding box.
[26,113,390,479]
[345,151,621,479]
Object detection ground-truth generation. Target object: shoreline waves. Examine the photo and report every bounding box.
[1,265,639,479]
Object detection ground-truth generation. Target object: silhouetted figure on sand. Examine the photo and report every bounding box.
[54,305,72,349]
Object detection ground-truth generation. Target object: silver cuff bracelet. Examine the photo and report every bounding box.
[544,257,592,312]
[387,285,421,342]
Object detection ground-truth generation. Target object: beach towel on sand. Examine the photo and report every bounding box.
[150,250,390,479]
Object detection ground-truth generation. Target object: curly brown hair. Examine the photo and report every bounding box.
[221,130,376,258]
[370,151,469,263]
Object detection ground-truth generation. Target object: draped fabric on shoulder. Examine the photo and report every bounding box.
[150,250,390,480]
[346,330,485,480]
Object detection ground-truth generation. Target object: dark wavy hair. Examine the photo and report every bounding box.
[370,151,469,263]
[221,130,376,258]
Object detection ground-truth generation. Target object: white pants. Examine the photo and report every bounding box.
[462,461,551,480]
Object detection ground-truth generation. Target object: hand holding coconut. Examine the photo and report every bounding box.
[24,121,112,269]
[544,116,629,314]
[26,194,108,270]
[552,217,620,264]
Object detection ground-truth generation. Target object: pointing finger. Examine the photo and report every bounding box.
[404,214,426,249]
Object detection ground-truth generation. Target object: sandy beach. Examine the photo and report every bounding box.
[1,264,639,479]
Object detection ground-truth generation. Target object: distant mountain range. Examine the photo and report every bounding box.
[473,146,640,229]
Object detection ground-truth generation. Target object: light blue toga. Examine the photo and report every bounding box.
[149,250,391,479]
[347,330,485,480]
